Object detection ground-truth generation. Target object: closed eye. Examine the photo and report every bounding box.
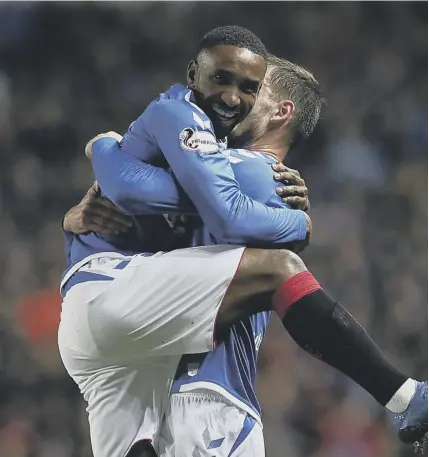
[240,81,260,95]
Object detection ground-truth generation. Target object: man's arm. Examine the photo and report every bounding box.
[115,97,310,245]
[89,136,195,216]
[62,182,133,234]
[90,135,310,215]
[67,137,312,241]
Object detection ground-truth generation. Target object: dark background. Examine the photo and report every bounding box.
[0,2,427,456]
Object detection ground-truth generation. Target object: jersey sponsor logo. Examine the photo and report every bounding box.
[179,128,218,154]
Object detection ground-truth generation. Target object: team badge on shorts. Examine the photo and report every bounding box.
[187,362,200,377]
[179,128,218,154]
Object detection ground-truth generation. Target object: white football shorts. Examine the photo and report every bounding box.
[158,390,265,457]
[58,245,245,457]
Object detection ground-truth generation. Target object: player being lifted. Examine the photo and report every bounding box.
[59,26,427,457]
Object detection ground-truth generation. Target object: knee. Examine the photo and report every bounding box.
[238,247,308,291]
[268,249,307,284]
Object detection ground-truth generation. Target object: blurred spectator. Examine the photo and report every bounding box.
[0,2,426,456]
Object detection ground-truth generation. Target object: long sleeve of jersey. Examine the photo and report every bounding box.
[91,137,195,215]
[119,92,308,245]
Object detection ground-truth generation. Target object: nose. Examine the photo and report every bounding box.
[221,89,240,108]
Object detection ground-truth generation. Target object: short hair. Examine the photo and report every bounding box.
[267,54,325,149]
[199,26,268,60]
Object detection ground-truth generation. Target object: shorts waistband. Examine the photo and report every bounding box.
[170,390,238,406]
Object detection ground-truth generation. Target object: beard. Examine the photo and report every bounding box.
[193,89,249,140]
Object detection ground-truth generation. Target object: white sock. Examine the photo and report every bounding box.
[385,378,417,413]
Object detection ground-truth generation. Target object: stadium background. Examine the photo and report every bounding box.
[0,2,427,456]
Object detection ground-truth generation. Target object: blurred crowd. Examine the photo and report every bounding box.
[0,2,427,457]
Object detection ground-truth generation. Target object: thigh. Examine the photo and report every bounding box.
[158,392,265,457]
[217,248,306,330]
[72,246,245,360]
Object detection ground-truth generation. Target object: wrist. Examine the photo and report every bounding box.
[62,210,78,233]
[61,214,69,232]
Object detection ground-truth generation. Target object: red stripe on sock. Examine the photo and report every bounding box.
[273,271,321,319]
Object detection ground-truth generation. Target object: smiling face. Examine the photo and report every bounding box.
[187,45,267,139]
[227,75,276,148]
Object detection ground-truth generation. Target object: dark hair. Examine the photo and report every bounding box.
[267,54,325,148]
[199,25,267,59]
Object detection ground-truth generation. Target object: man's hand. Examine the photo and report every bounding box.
[271,163,310,212]
[62,182,133,235]
[271,162,312,254]
[85,131,123,160]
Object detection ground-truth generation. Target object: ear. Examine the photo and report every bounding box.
[271,100,295,124]
[187,60,198,88]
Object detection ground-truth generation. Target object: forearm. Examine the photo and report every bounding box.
[92,138,196,216]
